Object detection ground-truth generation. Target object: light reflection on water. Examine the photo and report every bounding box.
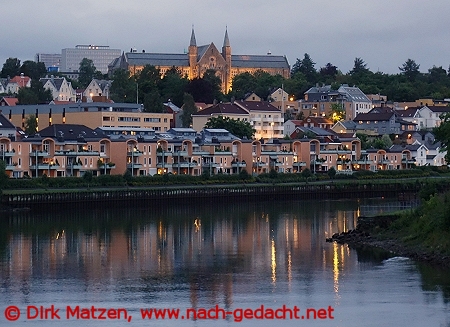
[0,198,449,327]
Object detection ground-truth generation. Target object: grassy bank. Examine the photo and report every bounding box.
[380,191,450,259]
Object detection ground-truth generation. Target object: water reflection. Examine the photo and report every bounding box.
[0,199,449,327]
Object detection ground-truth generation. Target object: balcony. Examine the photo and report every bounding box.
[30,164,60,170]
[252,162,267,167]
[0,150,15,157]
[98,163,116,170]
[174,150,189,157]
[402,158,415,164]
[231,161,247,168]
[55,150,100,156]
[127,150,144,156]
[30,150,50,157]
[293,161,307,167]
[67,163,83,170]
[172,161,196,168]
[127,163,142,169]
[5,164,17,170]
[378,159,390,164]
[353,159,373,164]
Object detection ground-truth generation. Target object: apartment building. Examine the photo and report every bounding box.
[2,102,172,132]
[192,100,283,140]
[61,45,121,74]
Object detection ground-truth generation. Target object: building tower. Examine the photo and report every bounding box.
[222,27,232,92]
[188,27,198,80]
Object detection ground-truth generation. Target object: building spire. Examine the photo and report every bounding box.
[223,26,230,47]
[190,25,197,47]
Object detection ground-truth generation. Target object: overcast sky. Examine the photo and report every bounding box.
[2,0,450,75]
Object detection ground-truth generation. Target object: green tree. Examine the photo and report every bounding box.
[1,58,21,78]
[399,59,421,82]
[160,66,188,107]
[291,53,317,84]
[230,72,257,100]
[17,87,38,105]
[20,60,47,80]
[202,69,222,101]
[433,112,450,163]
[110,69,136,103]
[205,116,255,139]
[143,90,164,113]
[327,167,336,180]
[25,114,38,135]
[181,93,197,127]
[0,160,8,191]
[349,57,370,75]
[17,80,52,104]
[78,58,101,87]
[329,103,345,122]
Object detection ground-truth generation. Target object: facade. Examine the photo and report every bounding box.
[83,79,112,100]
[108,28,290,93]
[191,100,284,140]
[40,76,76,101]
[61,45,121,74]
[337,85,372,120]
[2,102,172,132]
[35,53,61,71]
[6,75,31,94]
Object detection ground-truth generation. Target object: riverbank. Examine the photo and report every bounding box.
[327,194,450,267]
[0,178,428,209]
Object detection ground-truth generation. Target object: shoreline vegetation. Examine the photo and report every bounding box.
[0,166,448,192]
[327,187,450,268]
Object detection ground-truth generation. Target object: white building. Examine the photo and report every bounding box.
[61,45,121,74]
[40,76,75,102]
[83,79,112,100]
[338,84,372,120]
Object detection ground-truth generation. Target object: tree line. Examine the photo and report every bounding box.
[3,54,450,111]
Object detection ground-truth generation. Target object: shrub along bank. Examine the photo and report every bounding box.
[0,166,449,191]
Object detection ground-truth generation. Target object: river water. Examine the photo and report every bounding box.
[0,198,449,327]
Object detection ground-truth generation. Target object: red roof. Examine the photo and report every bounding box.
[1,97,18,106]
[9,75,31,86]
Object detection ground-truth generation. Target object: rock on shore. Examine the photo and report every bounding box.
[326,215,450,268]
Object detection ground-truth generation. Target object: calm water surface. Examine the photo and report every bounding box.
[0,199,449,327]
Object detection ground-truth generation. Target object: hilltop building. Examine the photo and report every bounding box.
[108,28,290,93]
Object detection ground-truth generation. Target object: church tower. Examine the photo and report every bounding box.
[188,27,198,79]
[222,27,232,92]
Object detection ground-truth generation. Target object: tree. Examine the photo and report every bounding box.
[399,59,420,82]
[181,93,197,127]
[25,114,38,135]
[17,80,52,104]
[160,66,188,107]
[186,77,216,103]
[319,63,338,79]
[1,58,21,78]
[205,116,255,139]
[433,112,450,163]
[349,57,369,75]
[291,53,317,84]
[20,60,47,81]
[110,69,136,103]
[0,160,8,191]
[230,72,257,100]
[143,90,164,113]
[327,167,336,180]
[202,69,222,101]
[78,58,101,87]
[329,103,345,122]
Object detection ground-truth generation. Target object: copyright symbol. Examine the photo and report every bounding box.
[4,306,20,321]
